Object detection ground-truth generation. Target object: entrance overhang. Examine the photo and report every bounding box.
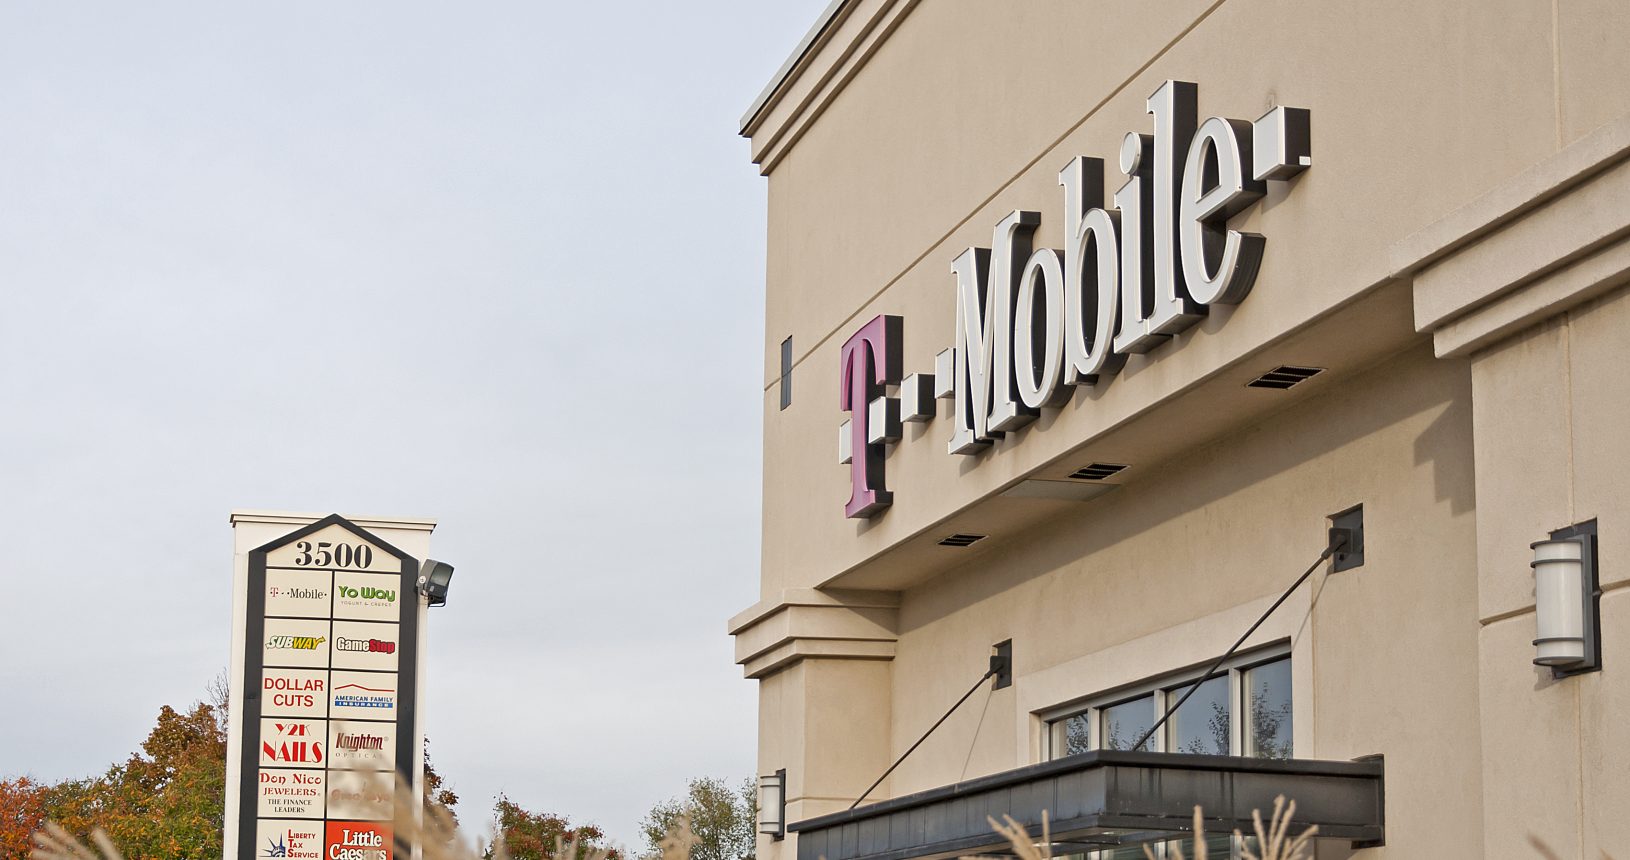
[788,751,1385,860]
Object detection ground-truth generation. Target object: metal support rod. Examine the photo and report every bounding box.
[850,667,997,810]
[1130,528,1352,753]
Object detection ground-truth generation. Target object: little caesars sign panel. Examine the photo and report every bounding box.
[230,515,420,860]
[839,82,1310,518]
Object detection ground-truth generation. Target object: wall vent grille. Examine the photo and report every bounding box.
[938,533,987,548]
[1069,463,1129,481]
[1247,365,1325,390]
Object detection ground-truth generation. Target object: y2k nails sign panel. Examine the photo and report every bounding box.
[259,718,325,768]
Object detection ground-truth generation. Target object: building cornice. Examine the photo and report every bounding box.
[739,0,851,135]
[1395,113,1630,357]
[228,509,437,533]
[738,0,919,174]
[729,588,900,679]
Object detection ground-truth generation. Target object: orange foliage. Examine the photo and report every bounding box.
[0,775,51,857]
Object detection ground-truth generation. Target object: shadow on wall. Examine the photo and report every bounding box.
[899,339,1476,633]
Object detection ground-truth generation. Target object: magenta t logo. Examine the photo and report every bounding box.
[840,315,903,518]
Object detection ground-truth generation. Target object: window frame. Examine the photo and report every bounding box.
[1042,643,1292,761]
[1039,646,1293,859]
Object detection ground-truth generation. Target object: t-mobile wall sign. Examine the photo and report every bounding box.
[838,81,1311,518]
[227,515,422,860]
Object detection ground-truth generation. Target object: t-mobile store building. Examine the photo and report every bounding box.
[728,2,1630,858]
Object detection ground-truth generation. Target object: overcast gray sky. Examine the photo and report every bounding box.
[0,0,825,847]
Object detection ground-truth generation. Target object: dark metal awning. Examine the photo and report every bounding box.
[789,751,1384,860]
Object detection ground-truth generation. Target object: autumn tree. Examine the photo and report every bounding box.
[1,676,472,858]
[0,775,51,857]
[39,702,228,859]
[639,778,755,860]
[485,797,622,860]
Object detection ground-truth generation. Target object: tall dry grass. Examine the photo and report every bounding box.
[983,795,1315,860]
[30,783,1605,860]
[31,774,696,860]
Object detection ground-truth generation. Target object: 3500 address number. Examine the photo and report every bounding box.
[292,541,375,569]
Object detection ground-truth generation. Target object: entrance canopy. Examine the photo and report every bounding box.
[789,751,1384,860]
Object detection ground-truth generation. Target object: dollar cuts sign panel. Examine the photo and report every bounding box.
[234,515,420,860]
[261,668,329,719]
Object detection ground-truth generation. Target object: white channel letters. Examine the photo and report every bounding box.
[842,82,1310,519]
[948,82,1308,453]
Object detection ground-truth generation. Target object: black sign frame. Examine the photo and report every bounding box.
[237,514,420,860]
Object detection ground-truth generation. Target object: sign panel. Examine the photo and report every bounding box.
[328,721,396,771]
[260,668,329,719]
[326,771,394,821]
[230,515,421,860]
[259,718,327,768]
[325,822,392,860]
[329,671,397,721]
[333,571,400,622]
[265,569,334,618]
[263,618,331,669]
[256,819,325,859]
[330,620,399,672]
[257,769,326,819]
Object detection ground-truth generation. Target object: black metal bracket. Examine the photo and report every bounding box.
[1329,505,1364,572]
[991,640,1013,690]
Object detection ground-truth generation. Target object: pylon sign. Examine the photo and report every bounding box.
[229,514,423,860]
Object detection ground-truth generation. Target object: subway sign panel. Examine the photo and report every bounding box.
[839,81,1310,518]
[232,515,420,859]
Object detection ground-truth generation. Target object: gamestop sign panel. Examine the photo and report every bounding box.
[232,516,420,860]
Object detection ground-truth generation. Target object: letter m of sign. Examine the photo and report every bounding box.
[950,211,1040,454]
[839,314,902,518]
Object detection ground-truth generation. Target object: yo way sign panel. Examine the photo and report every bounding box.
[231,515,421,860]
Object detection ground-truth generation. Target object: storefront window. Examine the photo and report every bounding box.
[1043,648,1292,762]
[1059,713,1091,757]
[1043,651,1290,860]
[1099,694,1155,752]
[1165,675,1230,755]
[1243,658,1293,759]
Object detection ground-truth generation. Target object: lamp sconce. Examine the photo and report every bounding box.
[1531,520,1601,678]
[758,769,786,839]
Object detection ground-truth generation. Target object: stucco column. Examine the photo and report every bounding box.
[1400,115,1630,859]
[730,589,899,860]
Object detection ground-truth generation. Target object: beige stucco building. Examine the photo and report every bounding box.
[729,2,1630,858]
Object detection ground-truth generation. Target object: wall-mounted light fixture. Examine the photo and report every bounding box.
[417,559,455,608]
[758,769,786,839]
[1531,520,1601,677]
